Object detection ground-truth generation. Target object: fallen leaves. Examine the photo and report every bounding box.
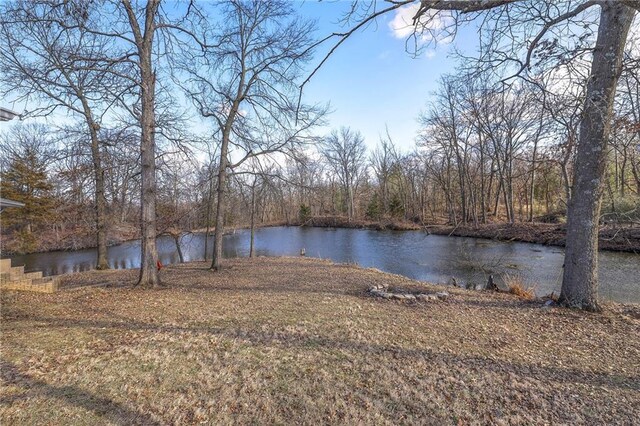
[1,257,639,425]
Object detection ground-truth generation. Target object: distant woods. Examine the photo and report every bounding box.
[3,69,638,249]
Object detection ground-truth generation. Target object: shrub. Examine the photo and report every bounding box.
[600,194,640,224]
[388,194,404,219]
[298,204,312,223]
[504,274,536,300]
[365,194,381,220]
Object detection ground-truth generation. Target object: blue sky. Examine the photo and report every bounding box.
[2,1,480,154]
[295,1,478,152]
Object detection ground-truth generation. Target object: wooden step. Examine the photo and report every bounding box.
[1,269,42,283]
[9,265,24,276]
[24,271,43,280]
[0,274,58,293]
[0,258,11,272]
[1,277,32,290]
[33,277,58,292]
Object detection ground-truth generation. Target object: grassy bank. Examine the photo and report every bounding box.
[195,217,422,235]
[1,257,639,424]
[0,223,139,256]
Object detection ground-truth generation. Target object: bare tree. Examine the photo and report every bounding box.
[178,0,325,271]
[113,0,162,286]
[72,0,206,286]
[0,0,129,270]
[307,0,640,310]
[320,127,368,221]
[371,129,399,218]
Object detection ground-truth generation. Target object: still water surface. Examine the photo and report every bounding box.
[9,226,640,303]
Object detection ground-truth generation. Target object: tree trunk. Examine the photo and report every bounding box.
[87,121,109,270]
[173,233,184,263]
[529,137,538,222]
[479,135,487,224]
[129,0,161,288]
[211,110,237,270]
[249,182,256,258]
[620,150,627,197]
[560,1,635,310]
[137,62,160,287]
[204,167,214,260]
[561,161,572,205]
[211,154,228,270]
[632,159,640,193]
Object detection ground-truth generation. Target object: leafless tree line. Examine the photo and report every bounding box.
[1,0,323,286]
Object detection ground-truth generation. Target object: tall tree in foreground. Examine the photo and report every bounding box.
[109,0,208,286]
[560,2,636,310]
[120,0,162,287]
[312,0,639,310]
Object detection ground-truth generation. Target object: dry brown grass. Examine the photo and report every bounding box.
[504,274,537,300]
[1,257,639,425]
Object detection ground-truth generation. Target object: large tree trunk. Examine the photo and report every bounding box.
[88,123,109,270]
[137,62,160,287]
[210,119,234,271]
[204,168,214,260]
[560,2,635,310]
[77,88,109,270]
[128,0,161,287]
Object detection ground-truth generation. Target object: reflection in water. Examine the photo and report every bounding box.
[7,226,640,303]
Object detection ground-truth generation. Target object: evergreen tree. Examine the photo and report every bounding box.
[1,146,55,237]
[299,204,312,224]
[366,193,381,220]
[388,194,404,219]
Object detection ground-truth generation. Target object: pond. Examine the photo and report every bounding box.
[7,226,640,303]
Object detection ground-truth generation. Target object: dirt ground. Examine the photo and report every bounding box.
[1,257,639,425]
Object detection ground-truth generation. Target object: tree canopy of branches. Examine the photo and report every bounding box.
[321,127,368,221]
[0,0,131,269]
[178,0,325,270]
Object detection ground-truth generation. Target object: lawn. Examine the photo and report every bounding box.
[1,257,639,425]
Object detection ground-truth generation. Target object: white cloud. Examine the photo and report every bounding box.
[388,3,454,47]
[424,49,436,59]
[389,3,422,39]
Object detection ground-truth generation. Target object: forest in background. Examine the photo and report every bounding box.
[3,61,640,255]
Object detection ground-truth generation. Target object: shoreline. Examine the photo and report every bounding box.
[2,218,639,257]
[197,217,640,253]
[427,222,640,253]
[53,256,640,308]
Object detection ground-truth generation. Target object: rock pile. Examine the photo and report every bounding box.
[368,284,449,302]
